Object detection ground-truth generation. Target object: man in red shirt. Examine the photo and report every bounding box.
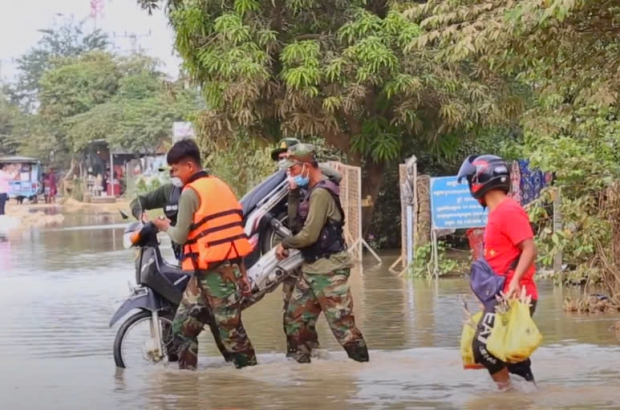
[457,154,539,390]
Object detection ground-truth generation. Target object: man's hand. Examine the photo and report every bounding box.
[505,277,521,299]
[287,175,298,190]
[152,216,171,232]
[238,274,252,297]
[275,243,289,260]
[140,212,149,223]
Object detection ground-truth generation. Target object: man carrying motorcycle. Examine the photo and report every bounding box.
[153,139,257,370]
[132,165,234,364]
[271,138,342,358]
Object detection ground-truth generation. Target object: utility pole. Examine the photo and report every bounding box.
[111,31,152,54]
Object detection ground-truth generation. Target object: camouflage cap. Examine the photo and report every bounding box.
[270,138,300,161]
[285,143,317,167]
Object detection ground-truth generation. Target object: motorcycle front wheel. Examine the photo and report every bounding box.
[113,310,175,369]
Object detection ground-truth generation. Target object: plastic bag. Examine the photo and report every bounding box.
[486,294,543,363]
[460,310,485,369]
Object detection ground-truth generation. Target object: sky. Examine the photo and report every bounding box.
[0,0,181,82]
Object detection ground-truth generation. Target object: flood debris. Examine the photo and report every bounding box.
[563,294,620,313]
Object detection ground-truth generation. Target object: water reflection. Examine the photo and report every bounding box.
[1,215,620,409]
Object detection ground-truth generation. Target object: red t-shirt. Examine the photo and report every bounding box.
[483,197,538,300]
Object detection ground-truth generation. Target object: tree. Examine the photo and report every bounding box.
[137,0,520,227]
[0,86,23,155]
[10,16,109,111]
[38,51,198,155]
[406,0,620,291]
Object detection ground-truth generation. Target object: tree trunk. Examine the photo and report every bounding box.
[351,154,386,237]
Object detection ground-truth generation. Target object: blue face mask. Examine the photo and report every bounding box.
[294,175,309,187]
[293,165,309,187]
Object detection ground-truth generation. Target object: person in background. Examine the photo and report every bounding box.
[48,168,57,203]
[153,139,257,370]
[457,154,539,391]
[270,137,342,358]
[42,173,51,204]
[0,164,17,215]
[275,144,369,364]
[130,167,184,261]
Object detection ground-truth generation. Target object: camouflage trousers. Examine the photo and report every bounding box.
[171,262,257,370]
[284,268,369,363]
[282,270,320,357]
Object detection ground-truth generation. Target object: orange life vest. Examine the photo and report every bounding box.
[181,175,252,271]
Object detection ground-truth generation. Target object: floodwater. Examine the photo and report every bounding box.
[1,213,620,410]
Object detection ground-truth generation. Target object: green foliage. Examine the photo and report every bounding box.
[203,132,275,197]
[407,0,620,291]
[140,0,521,223]
[10,16,109,111]
[408,241,464,278]
[0,87,24,155]
[37,51,199,154]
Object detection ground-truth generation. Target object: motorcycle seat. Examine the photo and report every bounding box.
[159,262,189,284]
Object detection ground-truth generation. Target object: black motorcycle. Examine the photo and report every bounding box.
[109,171,303,368]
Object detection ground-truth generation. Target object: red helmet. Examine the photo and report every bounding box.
[457,154,510,200]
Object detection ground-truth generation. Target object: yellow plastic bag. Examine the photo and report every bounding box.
[486,297,543,363]
[460,310,485,370]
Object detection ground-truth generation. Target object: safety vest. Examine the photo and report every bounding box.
[181,175,252,271]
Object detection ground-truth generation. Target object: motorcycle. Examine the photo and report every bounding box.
[109,170,302,368]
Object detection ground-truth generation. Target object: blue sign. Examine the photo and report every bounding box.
[429,176,488,229]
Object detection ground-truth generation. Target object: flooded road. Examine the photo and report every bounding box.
[1,213,620,409]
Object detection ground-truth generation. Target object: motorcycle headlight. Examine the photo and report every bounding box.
[123,231,140,249]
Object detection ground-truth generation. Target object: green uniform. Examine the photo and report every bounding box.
[167,181,257,370]
[280,166,342,357]
[280,150,368,363]
[172,261,257,370]
[130,183,176,220]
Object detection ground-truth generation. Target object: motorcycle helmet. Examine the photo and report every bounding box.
[457,154,510,200]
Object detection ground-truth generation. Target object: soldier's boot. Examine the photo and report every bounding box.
[177,346,198,370]
[344,341,369,363]
[229,349,258,369]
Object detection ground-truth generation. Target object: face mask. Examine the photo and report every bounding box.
[170,177,183,188]
[277,159,288,171]
[293,165,309,187]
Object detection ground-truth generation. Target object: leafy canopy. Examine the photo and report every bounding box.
[139,0,520,165]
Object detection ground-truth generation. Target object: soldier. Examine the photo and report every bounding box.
[130,167,183,260]
[270,138,342,358]
[131,165,232,364]
[153,139,257,370]
[275,144,369,364]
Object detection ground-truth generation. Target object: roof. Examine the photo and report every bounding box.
[0,156,40,163]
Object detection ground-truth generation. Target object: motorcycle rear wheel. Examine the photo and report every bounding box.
[113,310,175,369]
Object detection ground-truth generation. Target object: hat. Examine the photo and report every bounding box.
[270,138,300,161]
[284,143,317,168]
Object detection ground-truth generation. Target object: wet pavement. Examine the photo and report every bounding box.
[1,213,620,409]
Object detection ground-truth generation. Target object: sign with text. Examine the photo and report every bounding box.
[430,176,488,230]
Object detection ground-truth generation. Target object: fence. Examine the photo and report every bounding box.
[389,156,418,274]
[328,161,363,261]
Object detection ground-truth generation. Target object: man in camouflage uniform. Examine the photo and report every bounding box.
[153,139,256,370]
[275,144,369,364]
[270,138,342,357]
